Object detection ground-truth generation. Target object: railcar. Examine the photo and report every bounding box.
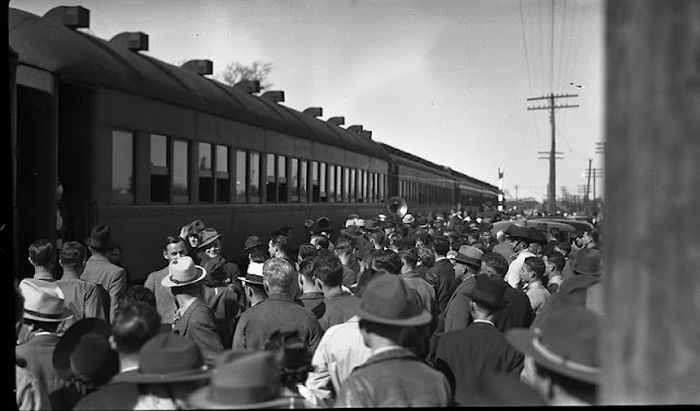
[9,5,499,282]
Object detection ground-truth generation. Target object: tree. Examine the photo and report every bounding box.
[217,61,274,90]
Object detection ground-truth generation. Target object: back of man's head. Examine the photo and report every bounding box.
[111,302,161,354]
[398,248,419,268]
[545,251,566,272]
[369,231,387,248]
[334,236,354,257]
[59,241,87,268]
[28,239,56,267]
[482,252,509,279]
[297,243,318,262]
[372,250,402,275]
[524,256,546,281]
[312,250,343,288]
[433,237,450,257]
[263,257,296,294]
[270,234,289,254]
[118,285,157,311]
[298,257,315,281]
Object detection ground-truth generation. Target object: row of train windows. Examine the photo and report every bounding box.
[111,130,386,205]
[399,180,454,204]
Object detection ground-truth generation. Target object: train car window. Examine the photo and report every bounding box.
[235,150,247,203]
[319,163,327,202]
[150,134,169,202]
[311,161,319,202]
[249,151,261,203]
[112,130,134,204]
[198,142,213,203]
[216,145,230,203]
[349,169,356,202]
[368,172,374,203]
[373,173,379,203]
[342,167,349,202]
[300,160,308,202]
[336,165,342,202]
[358,170,366,203]
[328,164,335,203]
[172,140,189,204]
[278,155,287,202]
[290,158,299,202]
[266,153,276,202]
[379,174,385,203]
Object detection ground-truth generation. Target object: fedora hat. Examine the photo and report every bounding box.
[189,351,300,409]
[161,256,207,288]
[570,248,603,276]
[506,305,601,385]
[53,318,118,384]
[184,219,206,236]
[402,214,415,225]
[237,271,264,286]
[243,235,264,252]
[86,224,113,249]
[356,274,432,327]
[113,333,210,384]
[314,216,332,234]
[464,276,509,309]
[454,245,484,269]
[198,228,222,250]
[20,279,73,322]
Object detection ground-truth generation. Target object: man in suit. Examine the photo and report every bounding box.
[82,224,127,323]
[312,250,360,331]
[161,256,223,365]
[232,258,323,353]
[443,245,483,332]
[16,279,74,409]
[425,237,456,316]
[481,252,535,333]
[55,241,109,324]
[434,276,524,405]
[144,235,189,332]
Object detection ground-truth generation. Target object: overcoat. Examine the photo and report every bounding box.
[173,298,224,365]
[82,254,127,323]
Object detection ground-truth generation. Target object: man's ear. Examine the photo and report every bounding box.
[163,250,169,261]
[108,335,118,351]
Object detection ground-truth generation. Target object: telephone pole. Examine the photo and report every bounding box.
[527,93,579,215]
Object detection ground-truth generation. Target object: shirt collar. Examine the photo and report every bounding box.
[372,344,403,357]
[33,272,54,281]
[177,296,198,316]
[473,319,495,327]
[435,256,447,262]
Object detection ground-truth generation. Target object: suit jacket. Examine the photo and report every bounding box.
[434,322,524,405]
[426,259,456,314]
[16,363,50,410]
[297,291,326,320]
[202,285,242,349]
[16,334,63,409]
[443,275,478,332]
[319,292,360,331]
[73,379,139,410]
[336,347,452,407]
[55,278,108,322]
[173,298,224,365]
[144,267,177,326]
[82,254,127,323]
[492,283,536,333]
[401,271,437,316]
[232,293,323,353]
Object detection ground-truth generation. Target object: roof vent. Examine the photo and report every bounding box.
[109,32,149,52]
[261,90,285,103]
[303,107,323,117]
[360,130,373,139]
[347,125,364,133]
[233,79,260,94]
[327,116,345,126]
[44,6,90,29]
[181,60,213,76]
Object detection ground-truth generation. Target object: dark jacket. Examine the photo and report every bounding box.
[434,322,524,405]
[202,285,242,349]
[173,298,224,365]
[336,347,452,407]
[73,380,139,410]
[319,292,360,331]
[426,258,456,315]
[232,293,323,353]
[492,283,536,333]
[443,274,478,332]
[296,291,325,320]
[144,267,177,326]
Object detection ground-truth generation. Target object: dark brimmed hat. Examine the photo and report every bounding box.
[86,224,113,249]
[188,351,300,409]
[243,235,264,252]
[113,333,210,384]
[161,256,207,288]
[506,305,601,385]
[53,318,119,384]
[570,248,603,276]
[454,245,484,269]
[198,228,222,250]
[464,276,509,309]
[314,217,333,234]
[356,274,432,327]
[237,271,264,286]
[184,219,206,236]
[20,279,73,322]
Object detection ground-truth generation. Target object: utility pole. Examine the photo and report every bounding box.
[584,167,603,213]
[585,158,593,213]
[527,93,579,215]
[514,184,519,201]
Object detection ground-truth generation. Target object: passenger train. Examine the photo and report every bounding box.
[9,5,498,281]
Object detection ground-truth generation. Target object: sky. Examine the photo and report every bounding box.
[11,0,605,201]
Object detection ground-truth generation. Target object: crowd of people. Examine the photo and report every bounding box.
[15,208,605,408]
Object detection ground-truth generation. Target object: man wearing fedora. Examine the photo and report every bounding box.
[82,224,127,323]
[232,258,323,352]
[336,275,452,407]
[161,256,224,365]
[112,333,212,409]
[504,225,540,289]
[189,350,307,409]
[443,245,484,333]
[73,302,162,410]
[507,305,601,405]
[144,234,190,332]
[16,279,74,408]
[243,234,268,276]
[434,276,524,405]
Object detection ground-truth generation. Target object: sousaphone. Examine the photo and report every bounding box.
[386,196,408,219]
